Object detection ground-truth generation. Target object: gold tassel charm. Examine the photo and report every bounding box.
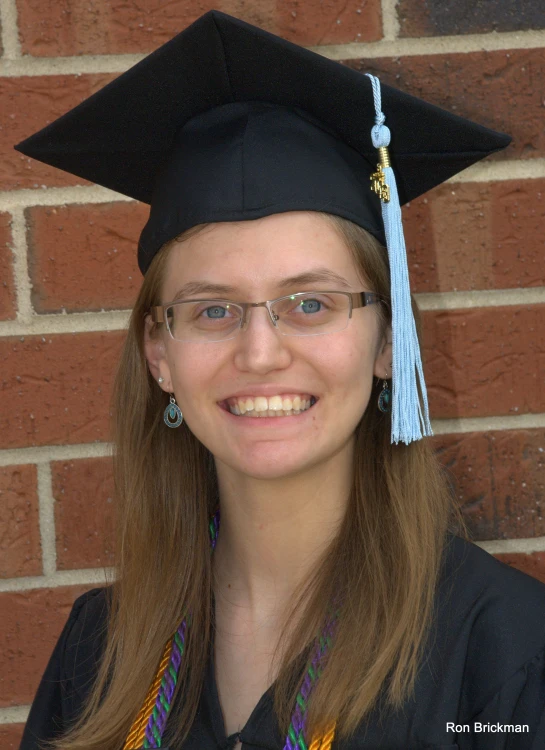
[370,145,391,203]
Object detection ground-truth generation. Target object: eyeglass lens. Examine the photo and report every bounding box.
[165,292,352,342]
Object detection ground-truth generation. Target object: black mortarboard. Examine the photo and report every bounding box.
[15,9,509,276]
[14,9,510,445]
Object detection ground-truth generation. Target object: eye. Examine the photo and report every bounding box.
[198,304,231,319]
[297,297,327,314]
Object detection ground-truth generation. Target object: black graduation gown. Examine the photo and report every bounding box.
[19,533,545,749]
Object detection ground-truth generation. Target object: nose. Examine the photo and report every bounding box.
[239,304,278,336]
[233,304,291,371]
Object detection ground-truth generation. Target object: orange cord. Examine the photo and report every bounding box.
[309,720,336,750]
[123,639,173,749]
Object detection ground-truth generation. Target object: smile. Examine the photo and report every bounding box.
[218,394,318,419]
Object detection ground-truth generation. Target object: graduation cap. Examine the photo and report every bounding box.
[14,9,510,445]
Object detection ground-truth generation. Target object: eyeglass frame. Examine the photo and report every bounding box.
[150,290,386,343]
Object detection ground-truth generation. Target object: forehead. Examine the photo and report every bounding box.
[162,212,361,298]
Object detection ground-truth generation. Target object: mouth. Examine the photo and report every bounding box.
[217,395,319,420]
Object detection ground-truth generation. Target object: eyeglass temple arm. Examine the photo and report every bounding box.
[150,308,165,323]
[355,292,381,308]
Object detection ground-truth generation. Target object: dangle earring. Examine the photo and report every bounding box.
[164,394,183,428]
[378,376,392,413]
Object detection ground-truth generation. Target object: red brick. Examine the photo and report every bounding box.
[30,181,545,310]
[1,74,114,191]
[433,430,545,541]
[27,202,146,313]
[494,551,545,585]
[398,0,545,37]
[423,305,545,419]
[23,183,544,309]
[16,0,382,57]
[52,457,114,570]
[0,465,41,578]
[0,331,125,449]
[0,213,16,321]
[273,0,382,45]
[344,48,545,161]
[404,179,545,293]
[0,724,25,750]
[0,585,93,706]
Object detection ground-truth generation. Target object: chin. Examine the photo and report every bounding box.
[218,448,324,481]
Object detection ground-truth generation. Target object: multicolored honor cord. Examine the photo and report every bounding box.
[123,507,338,749]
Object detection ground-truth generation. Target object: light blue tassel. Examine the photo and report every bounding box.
[365,73,433,445]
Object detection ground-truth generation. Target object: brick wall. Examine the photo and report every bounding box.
[1,0,544,744]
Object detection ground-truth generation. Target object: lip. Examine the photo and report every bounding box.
[217,398,318,425]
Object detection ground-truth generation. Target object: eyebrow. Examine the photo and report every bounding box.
[170,267,354,301]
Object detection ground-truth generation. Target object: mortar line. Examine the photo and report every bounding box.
[477,536,545,555]
[431,413,545,435]
[1,538,545,595]
[0,285,542,342]
[0,442,113,467]
[314,28,545,59]
[36,463,57,576]
[1,159,544,215]
[0,567,112,592]
[416,287,545,310]
[0,0,21,59]
[0,53,144,77]
[381,0,400,41]
[0,185,134,210]
[2,28,545,76]
[0,706,30,725]
[0,413,544,470]
[9,206,33,324]
[0,310,130,336]
[447,159,545,183]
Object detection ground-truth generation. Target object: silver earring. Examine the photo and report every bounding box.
[158,376,164,383]
[164,394,183,428]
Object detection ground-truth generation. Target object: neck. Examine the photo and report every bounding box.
[211,441,353,623]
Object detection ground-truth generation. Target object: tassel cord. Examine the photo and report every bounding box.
[365,74,433,444]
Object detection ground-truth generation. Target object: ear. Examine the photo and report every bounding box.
[373,325,392,381]
[143,313,173,392]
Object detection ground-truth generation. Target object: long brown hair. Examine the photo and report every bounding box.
[53,212,469,749]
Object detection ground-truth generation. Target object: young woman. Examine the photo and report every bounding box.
[17,10,545,750]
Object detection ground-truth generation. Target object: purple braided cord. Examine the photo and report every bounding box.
[284,610,339,749]
[143,619,188,748]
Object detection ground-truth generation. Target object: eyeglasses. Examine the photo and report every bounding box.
[150,291,383,343]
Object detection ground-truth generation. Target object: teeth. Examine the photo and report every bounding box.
[242,398,254,414]
[228,398,312,417]
[227,393,312,410]
[254,396,269,412]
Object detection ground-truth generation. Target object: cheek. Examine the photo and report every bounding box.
[168,347,219,398]
[319,332,377,382]
[165,347,190,394]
